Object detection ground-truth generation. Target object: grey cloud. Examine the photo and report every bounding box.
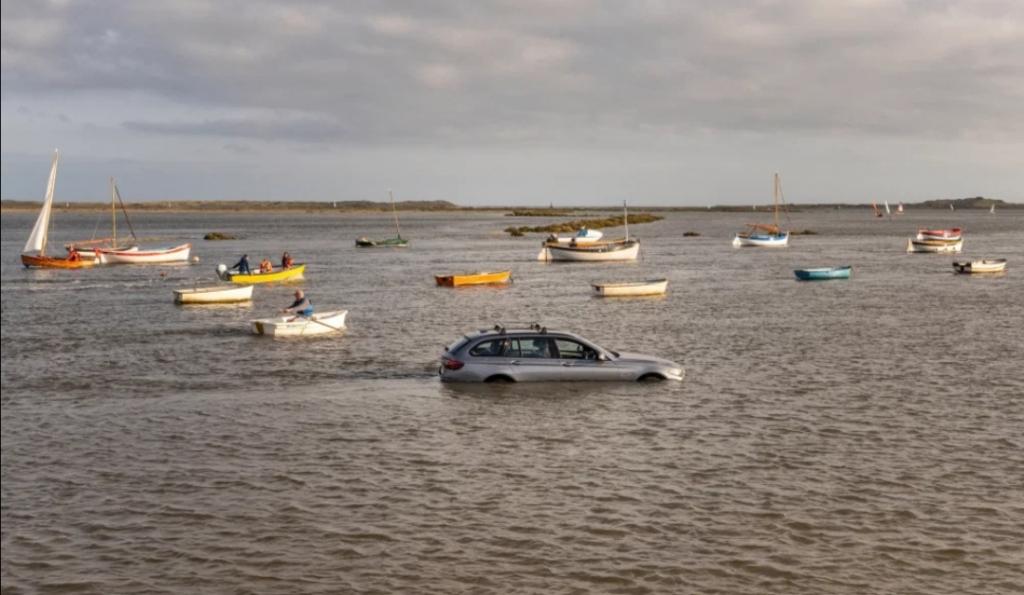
[2,0,1023,146]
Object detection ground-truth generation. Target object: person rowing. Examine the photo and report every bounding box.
[282,290,313,320]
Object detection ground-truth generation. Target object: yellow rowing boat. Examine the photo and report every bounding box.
[225,263,306,284]
[435,270,511,287]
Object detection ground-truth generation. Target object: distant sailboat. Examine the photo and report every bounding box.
[897,202,904,214]
[950,203,955,211]
[872,201,883,218]
[990,204,996,214]
[884,200,891,217]
[356,190,409,247]
[733,173,790,247]
[20,150,96,269]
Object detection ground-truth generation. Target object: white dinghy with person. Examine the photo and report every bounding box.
[251,290,347,337]
[251,310,348,337]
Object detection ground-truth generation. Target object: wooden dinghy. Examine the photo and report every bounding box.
[794,266,852,281]
[907,238,963,253]
[97,243,192,264]
[435,270,512,287]
[217,263,306,284]
[20,150,96,269]
[917,227,962,241]
[174,284,254,304]
[952,259,1006,274]
[251,310,348,337]
[592,278,668,297]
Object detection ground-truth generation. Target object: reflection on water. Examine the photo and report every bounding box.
[2,208,1023,594]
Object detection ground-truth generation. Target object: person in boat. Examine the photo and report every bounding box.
[282,290,313,319]
[281,252,294,269]
[232,254,252,275]
[67,247,81,262]
[259,258,273,273]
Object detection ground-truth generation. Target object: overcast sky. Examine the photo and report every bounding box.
[2,0,1022,205]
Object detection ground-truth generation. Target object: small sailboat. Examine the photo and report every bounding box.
[20,150,96,269]
[539,202,640,261]
[952,259,1006,274]
[591,278,668,297]
[897,202,905,214]
[435,271,512,287]
[884,200,891,217]
[216,263,306,284]
[356,190,409,247]
[794,266,852,281]
[990,204,996,214]
[66,178,139,260]
[94,180,192,264]
[174,284,254,304]
[872,201,883,218]
[251,310,348,337]
[732,173,789,247]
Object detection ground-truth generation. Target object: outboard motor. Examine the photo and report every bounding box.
[215,263,229,281]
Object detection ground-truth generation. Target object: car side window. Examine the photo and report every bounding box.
[469,339,507,357]
[553,338,597,360]
[509,337,552,358]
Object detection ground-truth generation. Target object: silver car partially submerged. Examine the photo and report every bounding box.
[439,325,684,383]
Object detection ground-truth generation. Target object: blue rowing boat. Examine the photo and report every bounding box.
[794,266,852,281]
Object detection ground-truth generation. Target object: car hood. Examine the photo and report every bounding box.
[614,351,682,368]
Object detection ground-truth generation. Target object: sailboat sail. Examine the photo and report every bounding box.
[884,200,891,215]
[24,150,60,254]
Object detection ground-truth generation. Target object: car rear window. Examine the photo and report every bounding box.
[446,336,472,353]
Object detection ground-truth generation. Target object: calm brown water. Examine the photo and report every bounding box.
[2,208,1023,594]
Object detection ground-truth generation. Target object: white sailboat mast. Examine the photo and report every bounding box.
[389,190,402,238]
[624,201,629,241]
[23,150,60,255]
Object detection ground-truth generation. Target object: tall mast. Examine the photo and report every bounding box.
[623,200,629,241]
[111,177,117,247]
[773,173,780,229]
[389,190,402,238]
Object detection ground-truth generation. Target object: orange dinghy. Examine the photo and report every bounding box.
[19,150,97,269]
[435,271,512,287]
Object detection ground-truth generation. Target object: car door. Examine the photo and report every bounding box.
[551,338,628,381]
[466,338,514,379]
[505,337,562,381]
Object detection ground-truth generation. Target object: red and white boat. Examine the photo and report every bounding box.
[916,227,962,241]
[97,243,192,264]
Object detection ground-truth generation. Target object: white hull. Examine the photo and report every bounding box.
[77,245,139,261]
[98,243,191,264]
[174,284,254,304]
[907,238,963,253]
[953,259,1006,274]
[592,279,668,297]
[251,310,348,337]
[732,233,789,248]
[538,240,640,262]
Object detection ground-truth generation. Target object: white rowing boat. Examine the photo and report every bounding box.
[251,310,348,337]
[98,243,192,264]
[952,259,1006,274]
[592,278,668,297]
[174,284,254,304]
[539,238,640,262]
[906,238,963,253]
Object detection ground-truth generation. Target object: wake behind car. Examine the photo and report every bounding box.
[439,325,684,383]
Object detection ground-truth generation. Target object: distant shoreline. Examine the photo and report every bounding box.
[1,197,1017,213]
